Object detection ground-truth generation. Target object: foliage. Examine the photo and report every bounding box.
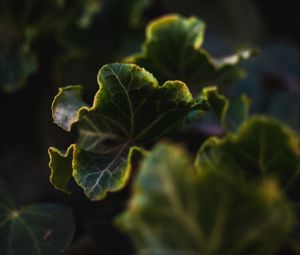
[0,0,151,92]
[0,179,75,255]
[55,0,153,87]
[0,0,100,92]
[196,116,300,195]
[117,141,294,255]
[125,14,255,91]
[48,63,208,201]
[0,3,299,254]
[196,115,300,250]
[202,86,250,132]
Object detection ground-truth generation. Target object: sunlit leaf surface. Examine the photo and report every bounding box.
[125,14,254,90]
[49,63,208,200]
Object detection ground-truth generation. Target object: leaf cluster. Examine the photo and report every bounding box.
[118,116,299,255]
[125,14,255,91]
[0,0,100,92]
[1,10,299,255]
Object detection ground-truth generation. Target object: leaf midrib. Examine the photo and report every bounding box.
[107,66,134,137]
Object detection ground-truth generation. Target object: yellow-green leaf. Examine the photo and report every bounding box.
[117,143,294,255]
[125,14,255,90]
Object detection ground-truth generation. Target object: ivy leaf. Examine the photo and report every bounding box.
[0,43,36,93]
[202,86,250,132]
[225,94,251,132]
[196,115,300,252]
[55,0,151,87]
[0,0,100,92]
[99,0,152,28]
[0,179,75,255]
[117,143,294,255]
[125,14,254,90]
[49,63,208,200]
[0,18,36,92]
[196,115,300,198]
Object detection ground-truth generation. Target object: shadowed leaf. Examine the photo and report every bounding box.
[0,179,75,255]
[202,86,250,132]
[196,115,300,193]
[0,0,100,92]
[117,143,294,255]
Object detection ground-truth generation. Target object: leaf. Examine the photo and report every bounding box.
[225,94,251,132]
[202,86,250,132]
[125,14,255,90]
[55,0,152,87]
[0,42,36,93]
[196,115,300,252]
[116,143,294,255]
[195,115,300,198]
[0,0,100,92]
[0,20,36,92]
[49,63,208,200]
[0,179,75,255]
[99,0,152,27]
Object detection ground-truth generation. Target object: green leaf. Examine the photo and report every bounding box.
[196,115,300,195]
[225,94,251,132]
[0,179,75,255]
[128,0,152,27]
[196,115,300,253]
[55,0,152,86]
[49,63,208,200]
[0,19,36,92]
[100,0,152,28]
[125,14,254,90]
[202,86,250,132]
[0,44,36,93]
[0,0,100,92]
[117,143,294,255]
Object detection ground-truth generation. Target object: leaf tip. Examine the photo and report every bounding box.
[48,145,74,195]
[52,85,87,131]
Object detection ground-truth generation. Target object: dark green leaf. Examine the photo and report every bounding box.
[54,0,152,87]
[49,63,208,200]
[196,116,300,252]
[117,143,294,255]
[196,115,300,195]
[225,94,251,132]
[0,19,36,92]
[0,179,75,255]
[125,14,254,90]
[100,0,152,27]
[0,0,100,92]
[202,86,250,132]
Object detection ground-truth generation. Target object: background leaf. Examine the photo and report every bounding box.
[202,86,250,132]
[125,14,254,91]
[196,115,300,196]
[0,0,100,92]
[117,143,294,255]
[0,179,75,255]
[196,115,300,252]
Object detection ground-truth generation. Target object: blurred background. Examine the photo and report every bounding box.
[0,0,299,254]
